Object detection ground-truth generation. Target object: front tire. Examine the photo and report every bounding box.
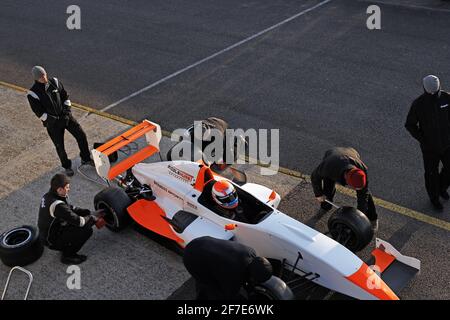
[247,276,294,300]
[94,187,132,232]
[328,206,373,252]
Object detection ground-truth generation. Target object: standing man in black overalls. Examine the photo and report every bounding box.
[27,66,92,176]
[405,75,450,211]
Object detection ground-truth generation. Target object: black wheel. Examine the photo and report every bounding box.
[0,225,44,267]
[328,206,373,252]
[94,187,133,232]
[247,276,294,300]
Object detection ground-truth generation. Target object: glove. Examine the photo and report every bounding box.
[64,114,71,126]
[91,210,106,229]
[95,217,106,229]
[315,195,327,203]
[83,215,97,228]
[92,209,106,219]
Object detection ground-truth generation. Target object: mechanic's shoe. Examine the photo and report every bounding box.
[320,203,333,212]
[61,253,87,265]
[65,168,75,177]
[440,190,450,200]
[81,159,95,166]
[431,199,444,211]
[370,219,379,233]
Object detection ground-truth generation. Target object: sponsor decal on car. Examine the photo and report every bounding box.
[168,165,194,183]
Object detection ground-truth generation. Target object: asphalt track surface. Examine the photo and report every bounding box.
[0,84,449,300]
[1,1,450,224]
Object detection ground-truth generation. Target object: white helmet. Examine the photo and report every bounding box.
[212,180,238,209]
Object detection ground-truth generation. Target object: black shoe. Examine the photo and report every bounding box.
[65,168,75,177]
[431,199,444,211]
[440,190,450,200]
[61,253,87,265]
[81,159,94,166]
[320,203,333,212]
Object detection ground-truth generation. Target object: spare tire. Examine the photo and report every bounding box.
[94,187,132,232]
[328,206,374,252]
[0,225,44,267]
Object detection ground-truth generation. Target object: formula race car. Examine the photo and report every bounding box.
[91,120,420,300]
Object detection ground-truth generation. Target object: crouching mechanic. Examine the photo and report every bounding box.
[311,147,378,231]
[38,173,103,265]
[183,236,273,300]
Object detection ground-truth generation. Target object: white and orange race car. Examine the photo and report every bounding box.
[91,120,420,300]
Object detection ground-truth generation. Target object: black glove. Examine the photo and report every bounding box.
[83,215,97,228]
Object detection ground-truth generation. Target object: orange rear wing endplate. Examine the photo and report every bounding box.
[92,120,162,180]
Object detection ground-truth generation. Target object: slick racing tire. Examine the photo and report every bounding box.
[247,276,294,300]
[328,206,373,252]
[0,225,44,267]
[94,187,132,232]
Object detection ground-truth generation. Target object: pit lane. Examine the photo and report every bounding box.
[0,86,448,299]
[2,0,450,219]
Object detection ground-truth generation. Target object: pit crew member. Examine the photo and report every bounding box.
[311,147,378,231]
[183,236,273,300]
[38,173,102,265]
[27,66,92,176]
[405,75,450,211]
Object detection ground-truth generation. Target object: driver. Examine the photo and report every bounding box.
[211,180,248,223]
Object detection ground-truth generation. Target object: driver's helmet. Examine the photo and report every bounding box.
[212,180,238,209]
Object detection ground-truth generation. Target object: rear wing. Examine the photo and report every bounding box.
[92,120,162,181]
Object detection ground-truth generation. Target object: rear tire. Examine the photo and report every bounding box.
[94,187,132,232]
[328,206,373,252]
[0,225,44,267]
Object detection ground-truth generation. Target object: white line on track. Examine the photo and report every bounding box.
[101,0,333,112]
[359,0,450,13]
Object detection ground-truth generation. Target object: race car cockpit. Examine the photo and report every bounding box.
[198,179,273,225]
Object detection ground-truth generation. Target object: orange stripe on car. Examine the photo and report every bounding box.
[345,263,399,300]
[127,199,184,244]
[225,224,237,230]
[371,248,396,273]
[194,166,215,192]
[108,145,158,180]
[268,190,277,202]
[96,121,156,155]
